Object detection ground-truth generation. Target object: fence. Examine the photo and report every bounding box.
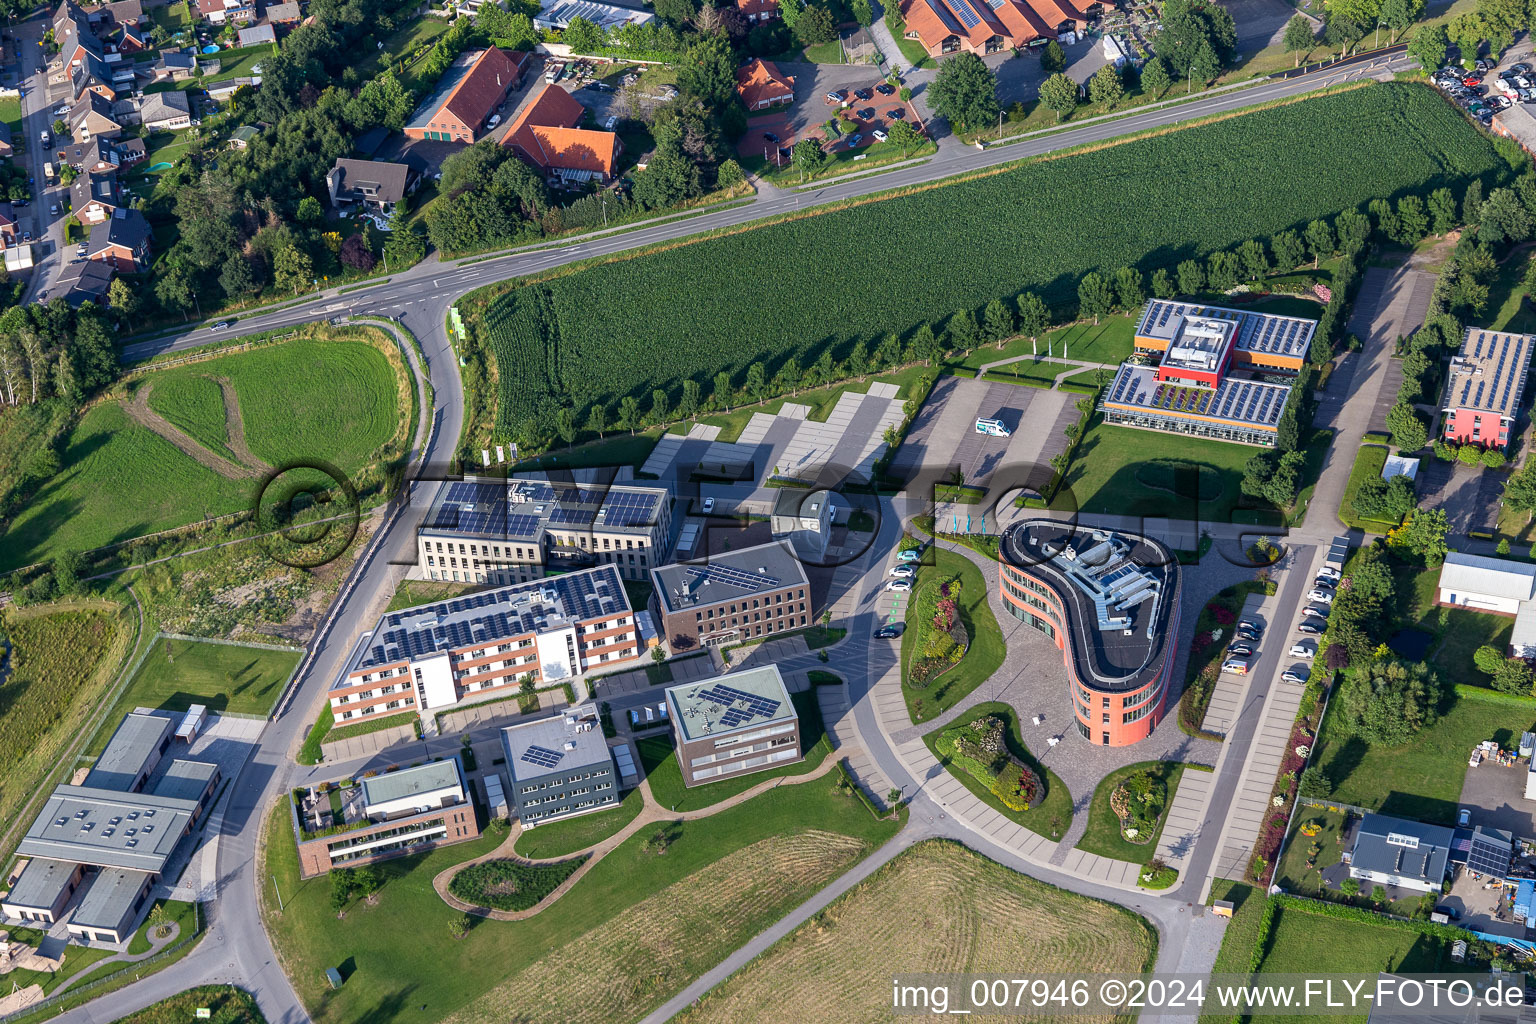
[0,902,203,1023]
[158,631,303,654]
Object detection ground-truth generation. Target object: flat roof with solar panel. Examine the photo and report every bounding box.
[420,475,670,544]
[1100,363,1291,443]
[665,665,797,743]
[1135,300,1316,363]
[501,703,611,784]
[651,540,809,614]
[1441,328,1533,420]
[338,563,631,680]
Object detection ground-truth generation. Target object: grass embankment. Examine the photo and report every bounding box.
[672,840,1157,1024]
[260,765,901,1024]
[118,987,266,1024]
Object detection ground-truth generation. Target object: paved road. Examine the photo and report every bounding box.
[61,50,1415,1024]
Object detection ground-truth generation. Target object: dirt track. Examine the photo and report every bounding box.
[120,378,272,480]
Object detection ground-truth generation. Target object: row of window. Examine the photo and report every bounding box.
[692,746,798,780]
[429,536,651,558]
[519,769,613,794]
[522,780,613,806]
[691,734,795,767]
[338,696,413,721]
[700,614,808,642]
[712,721,795,750]
[523,794,614,822]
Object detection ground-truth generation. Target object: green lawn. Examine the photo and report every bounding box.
[2,335,407,572]
[1383,560,1514,686]
[514,788,646,859]
[801,38,844,63]
[126,899,198,955]
[1,926,117,994]
[0,95,22,145]
[1075,761,1192,864]
[298,704,333,765]
[87,636,299,754]
[666,366,932,446]
[954,315,1137,371]
[1207,880,1266,974]
[884,6,932,68]
[514,432,659,474]
[1312,687,1533,825]
[328,711,415,743]
[1340,444,1398,532]
[1055,415,1266,524]
[386,578,474,613]
[923,702,1072,841]
[899,548,1005,723]
[260,761,900,1024]
[636,690,829,813]
[982,359,1075,387]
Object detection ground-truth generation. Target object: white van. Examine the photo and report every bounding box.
[1221,657,1251,675]
[975,417,1010,437]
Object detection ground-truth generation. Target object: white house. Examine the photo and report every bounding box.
[359,759,467,819]
[1437,551,1536,656]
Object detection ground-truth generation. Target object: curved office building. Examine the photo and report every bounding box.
[998,520,1181,746]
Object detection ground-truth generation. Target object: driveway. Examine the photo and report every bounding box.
[1227,0,1307,56]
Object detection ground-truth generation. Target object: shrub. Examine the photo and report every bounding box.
[448,855,588,912]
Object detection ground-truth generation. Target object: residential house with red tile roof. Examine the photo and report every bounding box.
[735,0,779,20]
[87,208,152,272]
[899,0,1096,56]
[404,48,529,143]
[501,82,622,183]
[736,58,794,111]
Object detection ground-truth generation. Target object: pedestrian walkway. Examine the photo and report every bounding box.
[1154,766,1215,871]
[818,680,894,811]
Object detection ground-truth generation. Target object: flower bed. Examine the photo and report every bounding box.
[447,854,588,912]
[935,715,1043,812]
[908,576,970,688]
[1108,768,1167,845]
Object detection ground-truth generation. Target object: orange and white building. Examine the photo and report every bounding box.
[899,0,1100,57]
[736,58,795,111]
[998,521,1180,747]
[502,82,622,183]
[327,564,642,727]
[404,48,530,143]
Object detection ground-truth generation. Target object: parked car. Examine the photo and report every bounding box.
[885,578,912,593]
[701,496,715,513]
[1317,566,1341,581]
[1290,639,1317,659]
[1464,74,1484,87]
[1235,627,1262,643]
[1238,619,1264,634]
[1281,665,1310,685]
[1307,588,1335,604]
[762,131,780,143]
[1296,619,1324,635]
[856,107,875,120]
[1305,604,1332,619]
[876,82,895,95]
[888,565,916,578]
[887,107,906,119]
[825,89,846,103]
[1476,57,1494,71]
[874,623,906,639]
[847,133,863,147]
[1226,643,1255,658]
[1513,62,1532,73]
[48,202,57,215]
[872,128,888,142]
[855,87,872,100]
[897,548,922,563]
[1222,657,1251,675]
[1458,807,1472,827]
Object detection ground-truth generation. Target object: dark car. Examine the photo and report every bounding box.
[874,623,906,639]
[876,82,895,95]
[847,132,863,147]
[855,87,872,100]
[1296,620,1324,635]
[1513,62,1533,74]
[1235,628,1262,642]
[857,106,875,119]
[762,130,780,143]
[887,107,906,119]
[1476,57,1494,71]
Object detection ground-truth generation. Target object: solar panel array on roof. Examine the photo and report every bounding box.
[521,744,564,769]
[1103,366,1288,428]
[694,683,782,728]
[1467,830,1513,877]
[424,479,662,540]
[684,564,782,591]
[948,0,982,27]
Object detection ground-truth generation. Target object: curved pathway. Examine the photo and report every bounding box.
[121,380,264,480]
[431,755,845,921]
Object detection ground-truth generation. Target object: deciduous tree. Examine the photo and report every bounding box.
[931,52,999,132]
[1038,73,1078,121]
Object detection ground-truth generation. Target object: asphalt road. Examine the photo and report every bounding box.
[61,50,1412,1024]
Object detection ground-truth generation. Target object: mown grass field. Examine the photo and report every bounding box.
[478,83,1503,432]
[261,770,900,1024]
[1060,416,1259,523]
[1,334,407,571]
[87,636,300,752]
[513,788,646,860]
[145,340,400,476]
[0,603,130,836]
[674,840,1157,1024]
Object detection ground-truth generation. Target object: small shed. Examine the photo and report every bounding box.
[482,771,508,820]
[176,703,207,742]
[1522,731,1535,758]
[1326,536,1351,572]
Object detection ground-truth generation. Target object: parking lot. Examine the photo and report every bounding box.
[1460,758,1536,843]
[889,376,1075,499]
[736,64,919,161]
[1430,50,1536,125]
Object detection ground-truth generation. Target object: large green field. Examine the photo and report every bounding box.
[87,635,301,753]
[478,83,1503,433]
[261,772,900,1024]
[0,336,405,571]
